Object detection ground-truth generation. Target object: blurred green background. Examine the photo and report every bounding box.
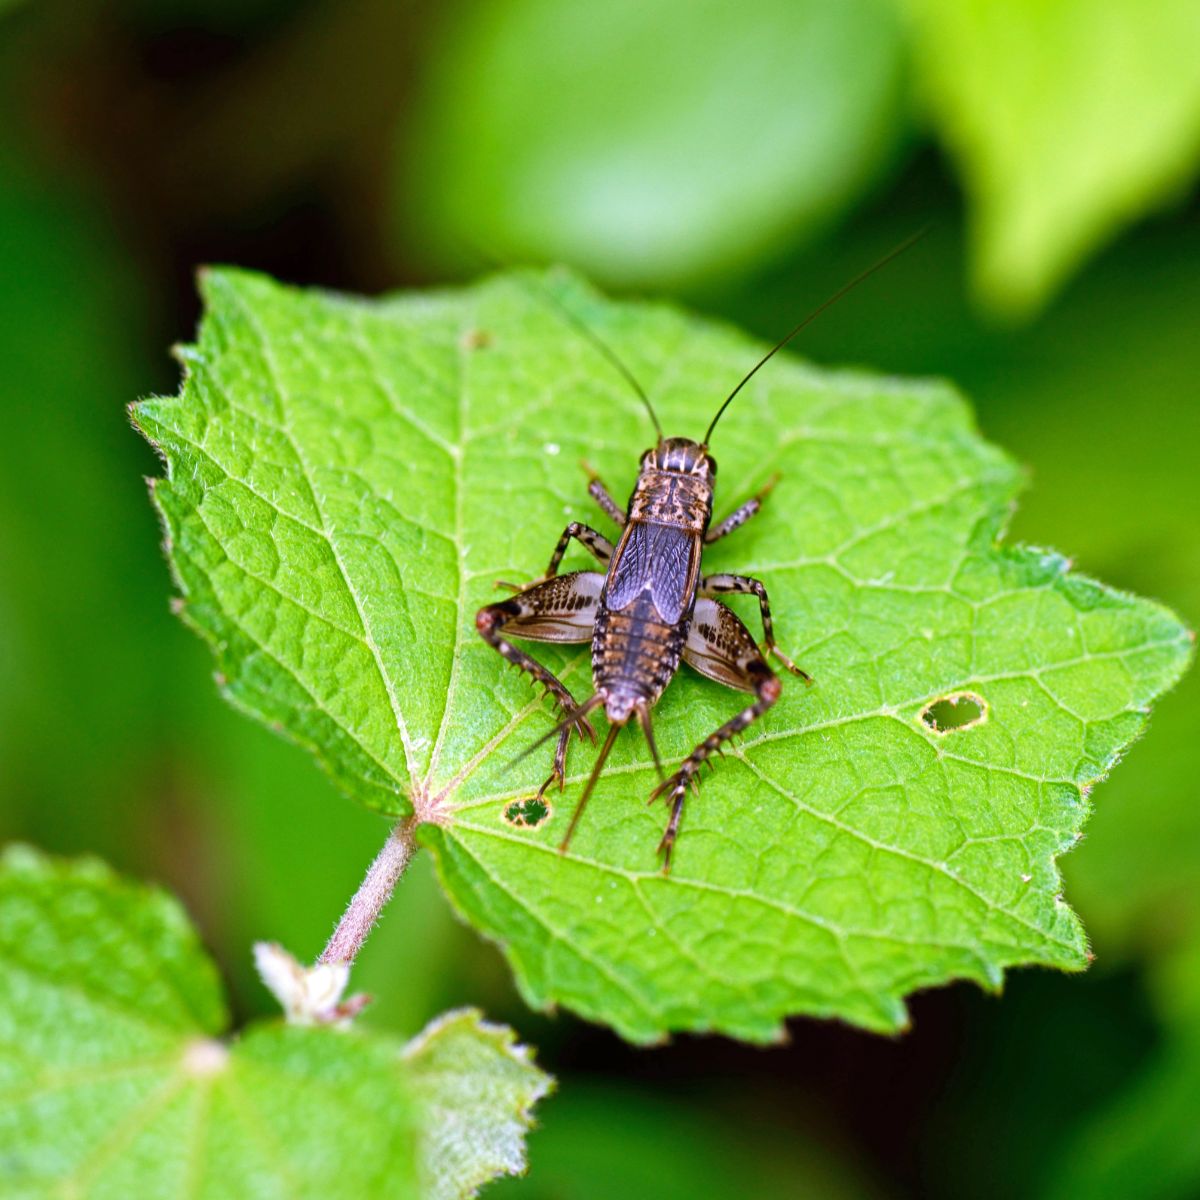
[1,1,1197,1196]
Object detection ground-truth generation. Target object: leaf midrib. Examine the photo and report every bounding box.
[424,292,471,789]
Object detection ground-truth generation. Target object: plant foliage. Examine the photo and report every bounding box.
[903,0,1200,315]
[134,267,1191,1042]
[0,846,548,1198]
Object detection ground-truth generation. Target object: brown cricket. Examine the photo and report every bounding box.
[476,240,918,870]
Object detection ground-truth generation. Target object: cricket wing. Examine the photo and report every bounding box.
[606,521,700,625]
[683,598,772,692]
[497,571,603,643]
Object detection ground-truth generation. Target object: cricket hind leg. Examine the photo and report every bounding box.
[475,571,604,796]
[700,572,810,680]
[650,598,783,871]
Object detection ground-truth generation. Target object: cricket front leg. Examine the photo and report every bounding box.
[705,473,778,543]
[700,572,810,680]
[545,522,614,576]
[582,459,627,527]
[493,522,614,593]
[650,598,783,871]
[476,571,603,795]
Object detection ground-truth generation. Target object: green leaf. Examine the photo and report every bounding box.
[134,266,1191,1043]
[405,1009,553,1200]
[0,846,548,1198]
[902,0,1200,316]
[396,0,907,287]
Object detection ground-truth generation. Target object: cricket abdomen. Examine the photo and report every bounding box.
[592,592,687,723]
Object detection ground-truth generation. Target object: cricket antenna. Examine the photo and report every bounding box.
[494,261,664,442]
[702,226,930,446]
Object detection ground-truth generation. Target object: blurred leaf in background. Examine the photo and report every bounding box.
[0,847,548,1197]
[496,1080,883,1200]
[397,0,909,289]
[1042,936,1200,1200]
[0,139,163,855]
[901,0,1200,317]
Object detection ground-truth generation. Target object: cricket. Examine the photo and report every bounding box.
[476,237,920,871]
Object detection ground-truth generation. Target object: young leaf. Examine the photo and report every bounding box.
[0,846,548,1198]
[134,267,1191,1042]
[405,1009,553,1200]
[902,0,1200,316]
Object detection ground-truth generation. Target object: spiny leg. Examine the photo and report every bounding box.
[582,459,627,526]
[700,572,810,680]
[529,694,604,803]
[705,473,779,544]
[653,675,780,869]
[650,599,784,871]
[476,571,603,795]
[545,522,614,577]
[493,522,613,593]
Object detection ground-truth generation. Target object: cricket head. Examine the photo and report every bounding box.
[640,437,716,481]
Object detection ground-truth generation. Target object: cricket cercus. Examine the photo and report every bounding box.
[476,240,919,871]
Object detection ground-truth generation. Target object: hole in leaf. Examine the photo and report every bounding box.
[920,692,987,733]
[504,797,550,828]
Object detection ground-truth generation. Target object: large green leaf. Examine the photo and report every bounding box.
[0,846,548,1198]
[134,267,1190,1042]
[396,0,906,287]
[903,0,1200,316]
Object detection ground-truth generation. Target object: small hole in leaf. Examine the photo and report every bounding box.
[504,797,550,828]
[921,692,987,733]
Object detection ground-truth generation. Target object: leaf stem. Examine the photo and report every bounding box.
[319,817,416,966]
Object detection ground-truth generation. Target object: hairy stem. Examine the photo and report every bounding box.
[319,817,416,966]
